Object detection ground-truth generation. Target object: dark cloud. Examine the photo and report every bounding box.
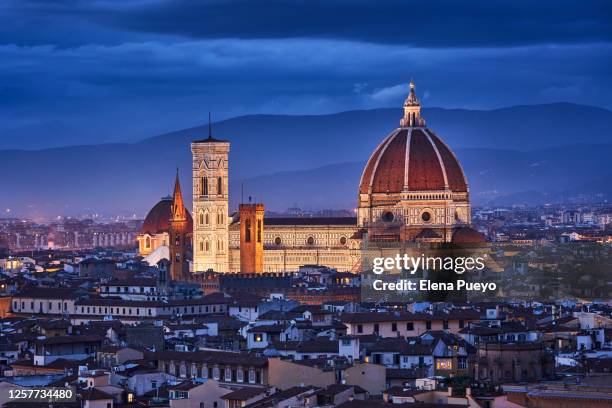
[2,0,612,47]
[0,1,610,150]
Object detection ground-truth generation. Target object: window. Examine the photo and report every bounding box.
[426,321,431,330]
[391,323,397,332]
[257,219,262,243]
[340,236,347,245]
[435,359,453,370]
[213,367,220,380]
[443,320,449,330]
[406,322,414,331]
[202,177,208,195]
[382,211,394,222]
[357,324,363,334]
[205,213,210,225]
[421,211,432,222]
[307,236,315,245]
[459,320,465,328]
[373,323,379,333]
[274,237,282,245]
[245,219,251,242]
[199,213,204,225]
[151,380,157,389]
[218,176,223,195]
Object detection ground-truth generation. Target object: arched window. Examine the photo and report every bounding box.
[145,236,151,249]
[199,213,204,225]
[199,241,204,251]
[202,177,208,195]
[205,241,210,252]
[218,176,223,195]
[205,213,209,225]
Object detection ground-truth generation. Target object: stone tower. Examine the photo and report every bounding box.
[239,203,264,273]
[191,124,230,272]
[168,170,190,281]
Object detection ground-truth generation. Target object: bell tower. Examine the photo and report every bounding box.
[168,170,190,281]
[191,118,230,272]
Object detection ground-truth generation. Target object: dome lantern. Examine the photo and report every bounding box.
[400,80,425,128]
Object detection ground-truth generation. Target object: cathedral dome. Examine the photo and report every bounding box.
[359,127,467,194]
[359,81,466,196]
[141,196,193,235]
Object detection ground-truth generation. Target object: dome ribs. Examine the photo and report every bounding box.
[371,129,408,193]
[427,131,468,192]
[407,129,446,191]
[358,129,399,194]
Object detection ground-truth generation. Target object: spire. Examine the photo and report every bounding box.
[171,169,186,220]
[400,80,425,128]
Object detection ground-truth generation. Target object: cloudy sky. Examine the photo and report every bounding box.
[1,0,611,149]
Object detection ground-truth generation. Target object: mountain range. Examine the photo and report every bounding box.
[1,103,611,218]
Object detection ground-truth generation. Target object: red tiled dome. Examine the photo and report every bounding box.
[141,197,192,234]
[452,227,486,244]
[359,128,467,194]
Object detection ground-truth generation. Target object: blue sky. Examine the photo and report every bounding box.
[1,0,611,149]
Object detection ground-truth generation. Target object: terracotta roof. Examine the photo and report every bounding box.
[80,388,113,401]
[452,227,486,244]
[221,387,268,400]
[415,228,442,239]
[38,334,103,345]
[260,217,356,226]
[359,128,467,194]
[14,287,80,299]
[103,278,157,287]
[149,350,267,367]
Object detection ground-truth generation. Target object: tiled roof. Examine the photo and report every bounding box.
[149,350,267,368]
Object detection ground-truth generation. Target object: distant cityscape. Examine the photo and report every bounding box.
[2,203,610,252]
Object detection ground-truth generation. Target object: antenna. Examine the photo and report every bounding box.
[241,182,244,204]
[208,112,212,139]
